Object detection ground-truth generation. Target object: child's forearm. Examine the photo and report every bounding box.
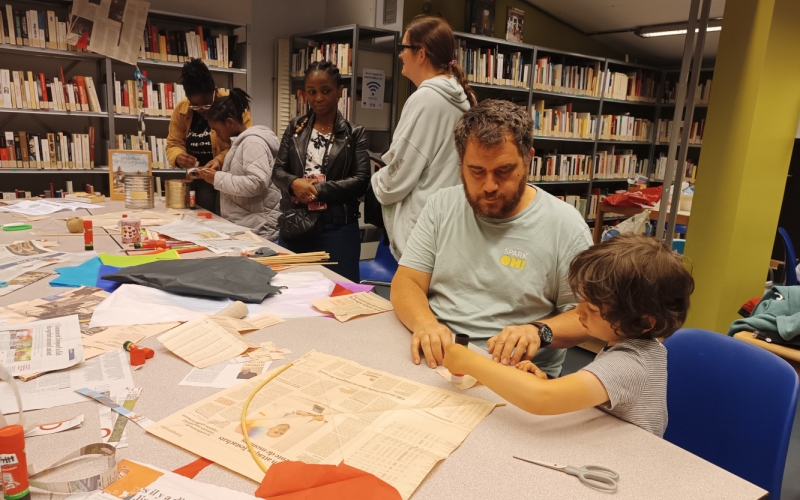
[466,354,556,414]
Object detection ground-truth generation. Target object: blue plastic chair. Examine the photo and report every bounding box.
[359,235,398,285]
[671,238,685,254]
[778,227,798,286]
[663,328,798,498]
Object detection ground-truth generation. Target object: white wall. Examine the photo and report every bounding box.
[375,0,404,34]
[251,0,327,129]
[153,0,252,24]
[327,0,375,27]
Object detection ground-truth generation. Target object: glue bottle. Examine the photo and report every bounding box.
[189,190,196,210]
[450,334,471,385]
[0,425,31,500]
[83,219,93,251]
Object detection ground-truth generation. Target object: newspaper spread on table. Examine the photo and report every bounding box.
[147,350,497,500]
[0,240,69,282]
[0,200,102,216]
[0,350,134,414]
[0,315,84,376]
[67,0,150,65]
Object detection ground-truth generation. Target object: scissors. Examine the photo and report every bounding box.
[513,456,619,492]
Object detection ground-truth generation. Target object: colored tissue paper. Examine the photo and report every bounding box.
[255,461,402,500]
[50,256,103,288]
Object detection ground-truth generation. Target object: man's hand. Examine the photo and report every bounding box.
[196,167,216,184]
[204,159,222,171]
[443,343,477,376]
[291,178,319,204]
[487,324,541,366]
[176,153,198,170]
[410,322,452,368]
[516,360,548,380]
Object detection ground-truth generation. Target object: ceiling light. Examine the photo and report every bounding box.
[636,19,722,38]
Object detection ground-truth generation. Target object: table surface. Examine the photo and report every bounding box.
[0,200,766,500]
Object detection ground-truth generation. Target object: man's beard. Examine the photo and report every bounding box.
[461,172,528,219]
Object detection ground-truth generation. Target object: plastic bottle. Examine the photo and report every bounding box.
[0,425,31,500]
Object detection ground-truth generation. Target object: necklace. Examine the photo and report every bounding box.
[315,120,334,134]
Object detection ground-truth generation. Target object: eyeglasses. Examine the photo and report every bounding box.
[188,104,212,111]
[398,43,420,52]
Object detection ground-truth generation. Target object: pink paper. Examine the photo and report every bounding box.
[333,281,374,294]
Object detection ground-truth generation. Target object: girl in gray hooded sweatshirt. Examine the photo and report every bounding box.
[372,16,477,259]
[197,89,282,240]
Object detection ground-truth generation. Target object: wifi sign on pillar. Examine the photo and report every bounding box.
[361,68,385,110]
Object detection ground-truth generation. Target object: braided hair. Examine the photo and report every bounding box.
[207,88,251,124]
[181,58,215,97]
[295,61,343,134]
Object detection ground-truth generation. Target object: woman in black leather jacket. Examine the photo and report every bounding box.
[272,61,370,282]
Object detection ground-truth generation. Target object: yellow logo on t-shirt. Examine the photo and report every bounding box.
[500,248,528,270]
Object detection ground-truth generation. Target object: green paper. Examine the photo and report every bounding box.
[99,250,181,267]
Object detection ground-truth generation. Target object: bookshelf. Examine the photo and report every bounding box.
[452,30,667,222]
[0,1,249,197]
[287,25,400,151]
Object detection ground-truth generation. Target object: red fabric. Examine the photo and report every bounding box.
[330,284,354,297]
[256,461,401,500]
[76,30,90,49]
[602,186,662,207]
[172,457,214,479]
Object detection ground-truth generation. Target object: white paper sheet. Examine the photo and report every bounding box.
[0,200,101,215]
[1,315,84,376]
[89,272,334,327]
[179,357,271,389]
[0,350,134,414]
[148,218,233,241]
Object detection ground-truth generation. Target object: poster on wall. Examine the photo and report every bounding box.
[465,0,496,37]
[505,7,525,43]
[360,68,385,110]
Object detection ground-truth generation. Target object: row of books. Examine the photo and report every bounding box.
[552,189,625,220]
[0,5,73,51]
[598,114,651,142]
[532,58,602,97]
[529,149,648,182]
[291,43,353,77]
[603,70,658,102]
[656,118,705,145]
[289,88,352,121]
[112,75,187,117]
[664,78,712,104]
[114,134,173,169]
[0,68,102,113]
[456,44,531,88]
[1,128,95,169]
[652,155,697,181]
[531,101,596,139]
[140,17,237,69]
[558,195,588,216]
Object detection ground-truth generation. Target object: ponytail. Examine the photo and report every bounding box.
[207,88,251,124]
[449,62,477,107]
[405,16,478,108]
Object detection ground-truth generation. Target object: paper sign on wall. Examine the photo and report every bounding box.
[361,69,385,109]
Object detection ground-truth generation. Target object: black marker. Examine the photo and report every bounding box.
[451,334,470,384]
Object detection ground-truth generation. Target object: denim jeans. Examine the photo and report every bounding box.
[280,221,361,282]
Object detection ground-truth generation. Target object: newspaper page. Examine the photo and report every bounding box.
[3,287,110,326]
[67,0,150,65]
[148,350,497,499]
[1,350,134,414]
[0,271,53,297]
[179,357,271,389]
[311,292,394,322]
[158,315,258,369]
[0,241,69,283]
[0,315,84,376]
[149,218,233,242]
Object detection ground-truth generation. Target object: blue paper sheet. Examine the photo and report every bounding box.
[95,265,121,292]
[50,257,103,288]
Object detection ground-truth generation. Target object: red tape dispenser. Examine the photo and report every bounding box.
[123,341,154,367]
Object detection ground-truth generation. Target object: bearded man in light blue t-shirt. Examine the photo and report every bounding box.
[391,99,594,378]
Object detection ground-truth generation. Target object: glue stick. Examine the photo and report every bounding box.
[189,190,196,209]
[451,334,471,385]
[83,220,93,251]
[0,424,31,500]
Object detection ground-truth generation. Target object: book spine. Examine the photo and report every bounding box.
[75,76,88,111]
[5,5,15,45]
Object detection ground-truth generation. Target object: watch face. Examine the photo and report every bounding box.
[539,324,553,343]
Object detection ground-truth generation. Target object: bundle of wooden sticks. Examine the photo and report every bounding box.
[249,251,334,269]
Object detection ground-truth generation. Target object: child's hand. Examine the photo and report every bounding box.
[516,361,548,380]
[443,344,475,375]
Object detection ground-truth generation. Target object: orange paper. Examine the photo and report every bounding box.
[330,284,354,297]
[255,461,402,500]
[104,459,164,497]
[173,457,214,479]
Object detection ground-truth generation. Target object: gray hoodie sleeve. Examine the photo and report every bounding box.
[214,140,273,197]
[372,136,430,205]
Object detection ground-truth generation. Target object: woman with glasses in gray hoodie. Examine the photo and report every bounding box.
[371,16,477,259]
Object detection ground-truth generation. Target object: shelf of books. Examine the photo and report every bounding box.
[0,1,249,198]
[288,25,399,136]
[650,67,712,185]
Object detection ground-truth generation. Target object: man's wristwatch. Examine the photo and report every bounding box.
[531,322,553,348]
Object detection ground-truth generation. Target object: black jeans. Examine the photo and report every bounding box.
[280,221,361,283]
[192,179,220,215]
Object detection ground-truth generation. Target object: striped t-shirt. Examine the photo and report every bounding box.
[583,338,668,437]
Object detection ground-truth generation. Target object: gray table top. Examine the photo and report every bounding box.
[0,200,766,500]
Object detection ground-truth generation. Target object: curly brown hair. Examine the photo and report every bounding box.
[568,234,694,339]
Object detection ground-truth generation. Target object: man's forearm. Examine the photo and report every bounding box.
[540,308,592,349]
[390,275,438,333]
